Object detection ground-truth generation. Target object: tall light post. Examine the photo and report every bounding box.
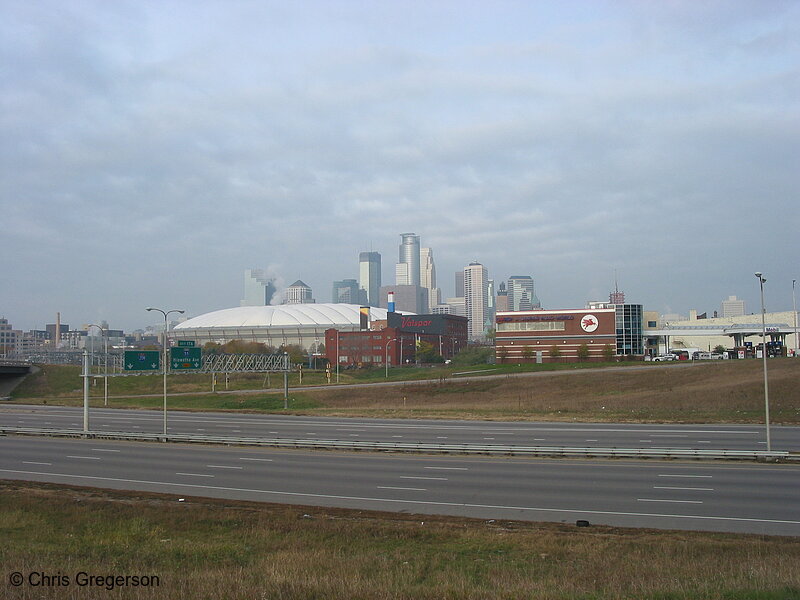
[385,338,395,378]
[87,324,108,407]
[793,279,798,358]
[754,273,771,451]
[146,307,185,436]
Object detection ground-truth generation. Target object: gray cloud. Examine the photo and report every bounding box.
[2,1,798,330]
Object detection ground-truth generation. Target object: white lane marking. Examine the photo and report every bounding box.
[483,437,495,440]
[651,435,688,438]
[424,466,468,471]
[586,439,598,442]
[658,474,713,479]
[239,458,273,462]
[232,430,241,433]
[3,469,797,527]
[638,498,703,504]
[206,465,243,470]
[654,486,714,491]
[349,434,360,437]
[399,476,448,481]
[377,486,426,491]
[23,461,51,465]
[697,441,711,444]
[337,429,366,432]
[196,429,206,431]
[436,437,448,439]
[533,439,546,441]
[91,449,120,453]
[305,433,317,436]
[175,472,214,478]
[392,435,403,438]
[67,456,101,460]
[268,432,279,434]
[639,440,653,443]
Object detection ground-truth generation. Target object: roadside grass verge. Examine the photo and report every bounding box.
[8,359,800,424]
[2,480,798,600]
[293,359,800,423]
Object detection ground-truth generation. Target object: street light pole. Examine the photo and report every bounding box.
[754,273,771,452]
[385,339,394,378]
[146,307,185,436]
[793,279,798,358]
[87,324,108,407]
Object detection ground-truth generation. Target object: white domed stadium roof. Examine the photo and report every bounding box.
[175,304,398,330]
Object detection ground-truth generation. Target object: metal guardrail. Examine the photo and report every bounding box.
[1,427,794,462]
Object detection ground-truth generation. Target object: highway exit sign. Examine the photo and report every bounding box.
[170,346,202,370]
[124,350,160,371]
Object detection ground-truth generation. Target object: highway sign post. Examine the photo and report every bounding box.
[170,347,202,370]
[124,350,161,371]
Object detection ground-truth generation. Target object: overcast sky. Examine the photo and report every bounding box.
[2,0,798,332]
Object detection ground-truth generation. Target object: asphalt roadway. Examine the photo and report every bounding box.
[1,404,797,452]
[1,435,798,536]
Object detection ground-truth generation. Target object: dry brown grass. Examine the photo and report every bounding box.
[302,360,800,423]
[2,480,798,599]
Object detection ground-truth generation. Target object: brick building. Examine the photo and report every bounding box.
[495,308,617,363]
[325,313,467,367]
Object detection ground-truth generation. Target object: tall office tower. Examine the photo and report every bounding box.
[455,271,464,297]
[396,233,420,286]
[420,247,441,311]
[332,279,360,304]
[242,269,277,306]
[358,252,381,307]
[284,280,314,304]
[486,279,496,332]
[721,295,745,318]
[464,262,489,340]
[496,281,509,312]
[507,275,540,311]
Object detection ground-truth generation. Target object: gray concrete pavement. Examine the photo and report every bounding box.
[1,404,796,451]
[1,436,798,536]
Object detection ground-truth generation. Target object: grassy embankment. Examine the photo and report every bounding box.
[2,480,798,600]
[7,359,800,424]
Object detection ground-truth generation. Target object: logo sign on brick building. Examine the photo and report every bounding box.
[388,312,444,334]
[580,314,599,333]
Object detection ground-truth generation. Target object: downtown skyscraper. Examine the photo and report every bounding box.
[464,262,489,340]
[395,233,420,286]
[358,252,381,307]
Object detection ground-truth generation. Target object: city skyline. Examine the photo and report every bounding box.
[2,2,798,331]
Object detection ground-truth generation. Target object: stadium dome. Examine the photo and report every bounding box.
[173,304,403,351]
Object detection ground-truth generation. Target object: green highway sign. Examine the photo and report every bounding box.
[170,346,202,370]
[124,350,160,371]
[177,340,196,347]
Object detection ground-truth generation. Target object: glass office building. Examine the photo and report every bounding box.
[615,304,643,355]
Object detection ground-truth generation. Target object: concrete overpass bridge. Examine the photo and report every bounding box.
[0,359,34,399]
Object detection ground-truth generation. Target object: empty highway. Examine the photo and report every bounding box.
[1,404,797,451]
[1,435,798,536]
